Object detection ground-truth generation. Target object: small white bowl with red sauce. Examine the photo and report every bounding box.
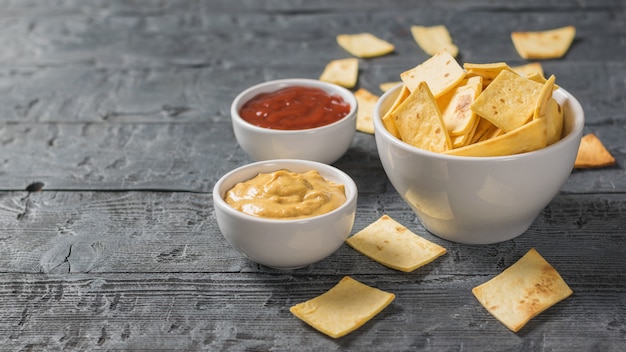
[231,78,357,164]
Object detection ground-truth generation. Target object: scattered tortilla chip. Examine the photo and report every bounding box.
[472,248,573,332]
[574,133,616,168]
[319,58,359,88]
[410,25,459,57]
[511,26,576,59]
[391,81,452,152]
[446,117,547,157]
[470,70,543,132]
[354,88,379,134]
[400,50,466,98]
[380,81,402,92]
[336,33,395,58]
[346,214,447,272]
[290,276,395,338]
[512,62,544,77]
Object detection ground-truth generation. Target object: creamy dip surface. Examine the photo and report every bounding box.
[224,169,346,219]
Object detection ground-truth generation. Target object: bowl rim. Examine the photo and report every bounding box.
[212,159,358,224]
[230,78,358,135]
[373,83,585,163]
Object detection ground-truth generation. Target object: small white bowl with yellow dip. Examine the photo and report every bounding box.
[213,159,357,269]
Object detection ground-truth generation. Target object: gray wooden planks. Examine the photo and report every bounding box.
[0,0,624,350]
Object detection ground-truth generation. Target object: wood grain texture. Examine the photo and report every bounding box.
[0,0,624,350]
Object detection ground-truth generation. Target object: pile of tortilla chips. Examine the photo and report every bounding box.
[381,51,564,157]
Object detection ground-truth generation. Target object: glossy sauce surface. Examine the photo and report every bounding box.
[224,169,346,219]
[239,86,351,130]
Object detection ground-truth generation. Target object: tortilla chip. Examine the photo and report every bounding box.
[470,70,543,132]
[337,33,395,58]
[470,118,498,145]
[392,81,452,152]
[319,58,359,88]
[472,248,573,332]
[380,81,402,92]
[440,81,481,136]
[290,276,395,338]
[512,62,545,77]
[446,117,547,157]
[410,25,459,57]
[464,62,515,88]
[381,84,410,139]
[346,214,447,272]
[533,74,556,120]
[511,26,576,59]
[542,98,564,145]
[354,88,379,134]
[574,133,616,168]
[400,50,466,98]
[452,114,481,148]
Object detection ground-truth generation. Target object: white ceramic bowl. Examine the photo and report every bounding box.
[213,159,358,269]
[374,84,585,244]
[230,78,357,164]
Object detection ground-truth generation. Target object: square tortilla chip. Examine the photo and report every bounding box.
[511,26,576,59]
[574,133,616,168]
[400,50,466,98]
[346,215,446,272]
[337,33,395,58]
[410,25,459,57]
[319,58,359,88]
[391,81,452,152]
[354,88,379,134]
[470,70,543,132]
[472,248,573,332]
[290,276,395,338]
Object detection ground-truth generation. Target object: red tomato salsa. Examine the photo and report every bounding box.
[239,86,351,130]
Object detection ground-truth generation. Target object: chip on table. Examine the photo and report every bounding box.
[379,81,401,92]
[511,26,576,59]
[319,57,359,88]
[472,248,573,332]
[336,33,395,58]
[346,214,447,272]
[574,133,616,168]
[410,24,459,57]
[354,88,379,134]
[290,276,395,338]
[512,62,544,78]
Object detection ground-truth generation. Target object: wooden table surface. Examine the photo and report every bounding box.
[1,0,624,350]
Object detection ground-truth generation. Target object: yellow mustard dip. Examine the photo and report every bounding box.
[224,169,346,220]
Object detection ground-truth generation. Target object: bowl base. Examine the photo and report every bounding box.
[420,216,533,245]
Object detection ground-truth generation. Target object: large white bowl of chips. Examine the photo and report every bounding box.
[231,78,357,164]
[213,159,358,269]
[373,84,584,244]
